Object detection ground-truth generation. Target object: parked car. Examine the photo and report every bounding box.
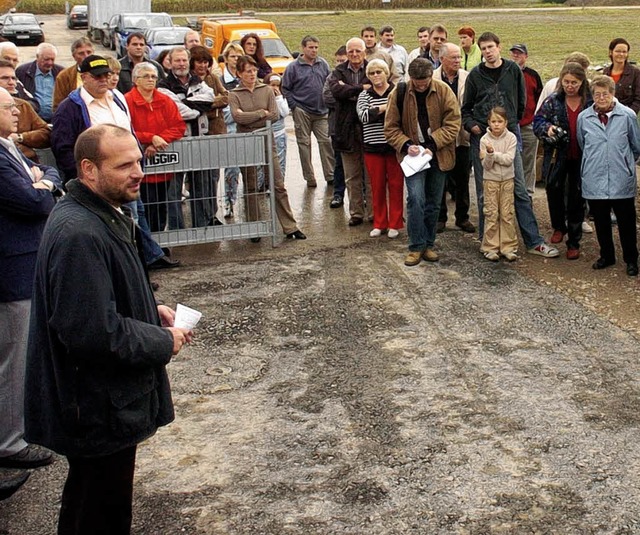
[67,5,88,29]
[103,12,173,58]
[144,26,190,60]
[0,13,44,45]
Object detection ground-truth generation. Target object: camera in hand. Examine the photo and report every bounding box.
[545,126,569,145]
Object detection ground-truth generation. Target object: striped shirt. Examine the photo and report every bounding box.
[356,84,395,153]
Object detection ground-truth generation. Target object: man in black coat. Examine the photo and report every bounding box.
[24,124,193,534]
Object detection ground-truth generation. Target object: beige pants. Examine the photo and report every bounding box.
[242,141,298,235]
[481,179,518,255]
[341,150,372,220]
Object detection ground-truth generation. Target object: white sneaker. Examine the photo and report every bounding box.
[582,221,593,233]
[527,243,560,258]
[503,251,518,262]
[484,251,500,262]
[369,228,383,238]
[387,229,399,239]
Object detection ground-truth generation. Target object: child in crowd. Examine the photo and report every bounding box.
[479,107,518,262]
[263,72,289,179]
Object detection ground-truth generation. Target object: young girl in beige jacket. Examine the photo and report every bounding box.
[479,107,518,262]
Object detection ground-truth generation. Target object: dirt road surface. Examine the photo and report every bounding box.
[3,14,640,535]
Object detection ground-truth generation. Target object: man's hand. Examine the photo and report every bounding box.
[167,327,193,355]
[31,166,44,182]
[157,305,175,327]
[471,125,482,135]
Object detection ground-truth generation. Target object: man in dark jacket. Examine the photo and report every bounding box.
[328,37,370,226]
[461,32,558,259]
[16,42,64,122]
[117,32,165,94]
[25,124,193,534]
[0,86,59,486]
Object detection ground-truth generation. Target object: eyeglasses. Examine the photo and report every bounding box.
[0,102,17,110]
[0,75,16,81]
[137,74,158,80]
[593,92,612,99]
[369,70,385,75]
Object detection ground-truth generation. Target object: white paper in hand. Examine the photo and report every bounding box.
[174,304,202,329]
[401,149,432,177]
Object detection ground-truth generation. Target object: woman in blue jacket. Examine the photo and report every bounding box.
[577,75,640,276]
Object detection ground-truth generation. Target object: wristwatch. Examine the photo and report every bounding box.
[16,134,23,143]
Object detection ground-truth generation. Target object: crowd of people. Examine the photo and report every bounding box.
[2,21,640,534]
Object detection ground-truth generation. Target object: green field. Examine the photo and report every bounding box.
[259,8,638,80]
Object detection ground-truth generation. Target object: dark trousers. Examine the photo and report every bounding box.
[546,159,584,249]
[590,197,638,264]
[439,145,471,225]
[333,150,345,198]
[58,446,137,535]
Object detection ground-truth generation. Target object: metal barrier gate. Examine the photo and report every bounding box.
[35,126,277,247]
[142,125,278,248]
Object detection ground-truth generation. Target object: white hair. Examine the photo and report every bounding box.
[346,37,366,52]
[0,42,18,55]
[36,42,57,57]
[438,42,460,59]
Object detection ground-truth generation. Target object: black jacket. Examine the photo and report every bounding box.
[25,180,175,457]
[461,59,525,134]
[328,60,370,153]
[117,55,166,94]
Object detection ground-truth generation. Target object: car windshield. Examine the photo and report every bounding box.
[72,6,87,13]
[123,15,171,29]
[151,29,188,45]
[8,15,38,25]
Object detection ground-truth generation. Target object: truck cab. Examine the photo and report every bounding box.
[199,18,294,75]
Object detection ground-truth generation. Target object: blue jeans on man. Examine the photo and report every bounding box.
[406,162,446,252]
[470,131,544,250]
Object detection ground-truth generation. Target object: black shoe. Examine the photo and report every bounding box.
[286,230,307,240]
[592,257,615,270]
[0,469,29,501]
[326,178,334,185]
[330,196,343,209]
[148,255,180,270]
[250,237,262,243]
[151,281,160,291]
[348,216,363,227]
[212,217,224,226]
[627,263,639,276]
[436,221,445,233]
[456,220,476,233]
[0,445,53,469]
[161,247,172,257]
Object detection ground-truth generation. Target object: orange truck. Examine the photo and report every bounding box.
[197,17,295,74]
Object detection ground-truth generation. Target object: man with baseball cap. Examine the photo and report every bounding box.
[509,43,542,197]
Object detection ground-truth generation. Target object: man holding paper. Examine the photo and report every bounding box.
[385,58,461,266]
[24,124,193,534]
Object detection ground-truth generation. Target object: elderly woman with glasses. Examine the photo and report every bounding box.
[125,62,185,232]
[577,74,640,276]
[356,59,403,239]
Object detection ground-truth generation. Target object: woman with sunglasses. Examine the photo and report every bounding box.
[356,59,403,239]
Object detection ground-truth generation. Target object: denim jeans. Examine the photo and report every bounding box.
[224,119,241,204]
[332,150,345,198]
[167,174,185,230]
[471,132,543,249]
[274,132,287,178]
[124,199,163,265]
[405,163,446,251]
